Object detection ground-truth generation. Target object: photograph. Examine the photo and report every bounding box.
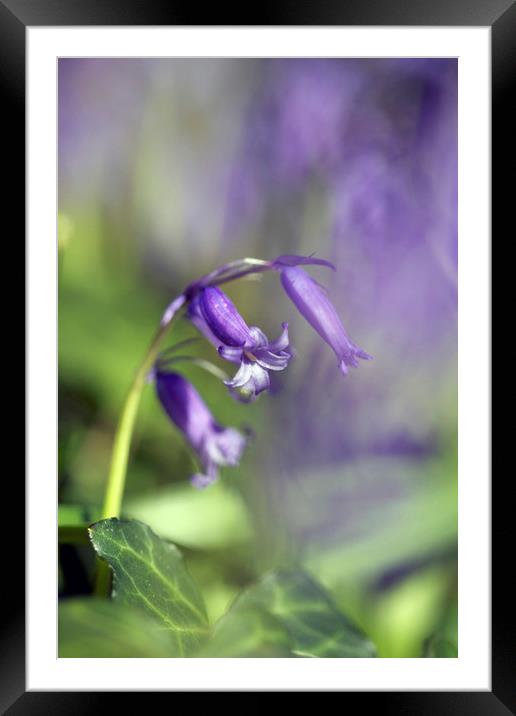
[57,57,459,660]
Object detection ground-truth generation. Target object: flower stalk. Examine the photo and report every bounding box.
[95,296,185,596]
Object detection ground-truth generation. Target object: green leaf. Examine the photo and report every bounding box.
[238,570,376,658]
[423,600,458,658]
[197,605,292,657]
[202,569,376,658]
[59,598,176,657]
[89,518,209,655]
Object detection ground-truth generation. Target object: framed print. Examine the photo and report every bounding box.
[3,0,510,709]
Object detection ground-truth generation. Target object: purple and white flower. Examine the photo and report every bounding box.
[155,369,246,488]
[187,286,290,401]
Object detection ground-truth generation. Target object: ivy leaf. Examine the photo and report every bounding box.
[197,604,292,657]
[59,598,176,657]
[203,569,376,658]
[89,518,209,655]
[239,570,376,657]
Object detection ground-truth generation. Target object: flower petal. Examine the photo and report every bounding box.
[254,349,290,371]
[190,472,218,489]
[186,295,224,350]
[355,348,373,361]
[218,344,244,364]
[200,286,252,348]
[266,322,290,352]
[205,426,246,466]
[155,370,212,451]
[155,369,246,488]
[224,360,253,388]
[248,325,269,348]
[280,266,371,373]
[224,358,271,400]
[249,362,271,395]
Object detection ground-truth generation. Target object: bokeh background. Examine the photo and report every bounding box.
[58,58,457,657]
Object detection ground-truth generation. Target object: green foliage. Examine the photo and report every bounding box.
[201,569,376,658]
[124,481,252,550]
[361,566,456,658]
[89,518,209,655]
[65,516,378,658]
[198,605,292,657]
[423,600,458,658]
[59,598,177,657]
[423,635,457,658]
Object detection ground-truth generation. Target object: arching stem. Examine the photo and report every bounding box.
[94,295,185,595]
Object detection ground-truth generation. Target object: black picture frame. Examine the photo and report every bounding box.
[4,0,509,711]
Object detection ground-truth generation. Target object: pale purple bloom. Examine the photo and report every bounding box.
[155,369,246,488]
[187,286,290,401]
[160,254,368,394]
[279,265,372,375]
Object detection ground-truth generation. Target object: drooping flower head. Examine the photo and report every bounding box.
[160,253,370,402]
[187,286,290,402]
[273,257,372,375]
[154,368,246,488]
[154,253,370,489]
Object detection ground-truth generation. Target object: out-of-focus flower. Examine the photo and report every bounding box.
[187,286,290,401]
[279,265,372,375]
[155,369,246,488]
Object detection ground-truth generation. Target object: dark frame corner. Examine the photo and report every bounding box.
[5,0,511,712]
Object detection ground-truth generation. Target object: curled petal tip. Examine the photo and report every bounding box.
[190,473,217,489]
[339,359,349,376]
[218,344,244,363]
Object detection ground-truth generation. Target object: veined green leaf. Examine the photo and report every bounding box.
[240,570,376,657]
[204,569,376,658]
[59,598,176,657]
[89,518,209,656]
[197,604,291,657]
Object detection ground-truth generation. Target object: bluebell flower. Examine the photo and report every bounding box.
[187,286,290,402]
[155,369,246,488]
[277,263,372,375]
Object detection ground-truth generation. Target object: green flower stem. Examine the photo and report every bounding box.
[101,326,168,520]
[94,296,185,596]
